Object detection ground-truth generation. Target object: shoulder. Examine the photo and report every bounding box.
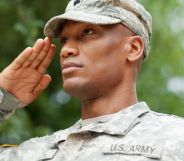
[138,110,184,150]
[138,109,184,135]
[0,121,80,161]
[19,128,71,149]
[149,111,184,159]
[144,110,184,131]
[126,109,184,160]
[0,128,70,161]
[19,119,81,148]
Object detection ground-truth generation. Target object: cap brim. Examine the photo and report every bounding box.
[44,10,121,37]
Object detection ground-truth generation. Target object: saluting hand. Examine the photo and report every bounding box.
[0,37,56,105]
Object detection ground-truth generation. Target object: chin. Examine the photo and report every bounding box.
[63,78,85,97]
[63,84,80,97]
[63,78,100,99]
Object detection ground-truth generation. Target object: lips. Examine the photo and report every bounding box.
[62,62,83,70]
[62,62,83,74]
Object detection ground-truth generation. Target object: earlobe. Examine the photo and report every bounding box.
[127,36,144,62]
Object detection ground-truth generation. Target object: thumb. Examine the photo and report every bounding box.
[33,74,51,96]
[40,74,51,90]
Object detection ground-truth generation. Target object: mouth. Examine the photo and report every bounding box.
[62,62,83,74]
[62,62,83,69]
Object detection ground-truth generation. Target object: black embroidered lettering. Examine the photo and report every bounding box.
[141,146,149,153]
[106,144,158,156]
[135,145,141,152]
[150,147,156,154]
[125,145,131,152]
[110,144,117,151]
[118,144,125,151]
[130,145,135,152]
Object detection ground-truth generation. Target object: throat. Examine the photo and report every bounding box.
[81,87,138,119]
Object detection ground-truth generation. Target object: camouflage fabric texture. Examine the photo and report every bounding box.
[44,0,152,58]
[0,102,184,161]
[0,89,24,122]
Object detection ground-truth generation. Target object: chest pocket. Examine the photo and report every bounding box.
[103,142,163,160]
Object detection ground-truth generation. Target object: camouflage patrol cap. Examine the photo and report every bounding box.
[44,0,152,58]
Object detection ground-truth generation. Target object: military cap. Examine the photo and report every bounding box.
[44,0,152,58]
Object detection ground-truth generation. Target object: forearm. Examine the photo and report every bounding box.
[0,88,25,122]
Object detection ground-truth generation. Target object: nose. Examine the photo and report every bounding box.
[60,40,79,59]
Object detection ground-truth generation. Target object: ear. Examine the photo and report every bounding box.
[127,36,144,62]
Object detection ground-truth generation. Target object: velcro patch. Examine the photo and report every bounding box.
[103,142,163,159]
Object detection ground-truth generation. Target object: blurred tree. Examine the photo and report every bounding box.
[0,0,184,144]
[138,0,184,116]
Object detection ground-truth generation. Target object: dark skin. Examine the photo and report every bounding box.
[60,21,144,119]
[0,21,144,120]
[0,37,56,104]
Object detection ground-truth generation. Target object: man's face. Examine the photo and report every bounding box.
[60,21,134,100]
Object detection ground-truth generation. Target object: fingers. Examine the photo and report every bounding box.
[30,37,52,68]
[8,37,56,76]
[25,37,56,73]
[22,38,46,68]
[9,47,33,70]
[33,74,51,97]
[37,44,56,73]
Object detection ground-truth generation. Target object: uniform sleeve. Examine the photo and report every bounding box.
[163,139,184,161]
[0,88,25,122]
[0,136,58,161]
[0,146,18,161]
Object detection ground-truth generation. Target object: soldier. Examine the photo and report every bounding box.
[0,0,184,160]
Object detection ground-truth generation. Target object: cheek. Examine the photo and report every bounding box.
[80,37,126,78]
[86,53,124,85]
[81,37,123,63]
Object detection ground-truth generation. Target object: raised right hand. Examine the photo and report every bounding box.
[0,37,56,106]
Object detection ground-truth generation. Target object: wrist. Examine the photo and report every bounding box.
[0,88,25,111]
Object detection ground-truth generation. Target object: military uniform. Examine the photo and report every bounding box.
[1,0,184,160]
[0,88,184,161]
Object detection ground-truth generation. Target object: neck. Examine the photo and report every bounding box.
[81,83,138,119]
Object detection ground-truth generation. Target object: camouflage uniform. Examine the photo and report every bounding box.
[0,90,184,161]
[1,0,184,161]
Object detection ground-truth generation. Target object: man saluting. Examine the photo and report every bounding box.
[0,0,184,160]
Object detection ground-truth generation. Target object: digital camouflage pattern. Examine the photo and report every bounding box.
[0,102,184,161]
[0,89,24,122]
[44,0,152,58]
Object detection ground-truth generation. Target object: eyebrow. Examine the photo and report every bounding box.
[60,23,102,36]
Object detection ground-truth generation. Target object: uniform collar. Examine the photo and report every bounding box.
[74,102,149,135]
[51,102,150,144]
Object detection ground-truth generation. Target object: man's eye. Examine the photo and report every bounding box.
[83,28,95,36]
[60,36,68,44]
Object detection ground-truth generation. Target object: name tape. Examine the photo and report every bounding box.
[103,143,163,159]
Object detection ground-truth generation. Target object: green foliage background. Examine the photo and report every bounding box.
[0,0,184,144]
